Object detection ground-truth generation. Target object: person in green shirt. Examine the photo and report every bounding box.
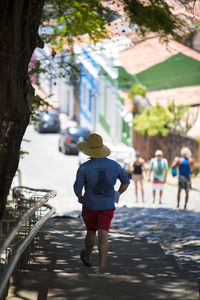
[148,150,168,204]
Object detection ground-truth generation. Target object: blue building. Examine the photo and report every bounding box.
[79,49,99,131]
[78,39,133,145]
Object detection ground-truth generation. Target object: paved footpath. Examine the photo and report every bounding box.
[7,217,199,300]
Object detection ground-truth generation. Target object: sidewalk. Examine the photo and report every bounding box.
[7,217,199,300]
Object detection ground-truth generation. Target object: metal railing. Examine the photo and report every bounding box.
[0,186,57,299]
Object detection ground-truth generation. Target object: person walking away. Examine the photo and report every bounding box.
[73,133,130,271]
[128,151,145,202]
[171,147,194,209]
[148,150,168,204]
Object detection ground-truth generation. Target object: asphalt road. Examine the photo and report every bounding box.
[18,125,80,214]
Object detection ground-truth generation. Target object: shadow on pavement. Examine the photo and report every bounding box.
[8,215,198,300]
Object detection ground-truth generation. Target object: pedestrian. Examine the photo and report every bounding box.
[73,133,130,271]
[148,150,168,204]
[128,151,145,202]
[171,147,194,209]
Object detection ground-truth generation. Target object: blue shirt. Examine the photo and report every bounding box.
[179,157,191,176]
[73,158,130,210]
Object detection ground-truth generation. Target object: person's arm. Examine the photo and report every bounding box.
[148,159,153,181]
[117,167,130,195]
[117,182,130,195]
[128,159,134,171]
[171,157,180,169]
[164,169,168,183]
[189,158,195,171]
[73,166,85,203]
[164,159,168,182]
[148,167,152,181]
[148,158,153,181]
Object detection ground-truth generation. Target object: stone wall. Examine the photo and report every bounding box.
[133,131,198,165]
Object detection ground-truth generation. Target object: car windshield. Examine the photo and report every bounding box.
[68,127,90,138]
[40,110,59,118]
[48,109,59,116]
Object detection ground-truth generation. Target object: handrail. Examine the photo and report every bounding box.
[0,188,56,255]
[0,186,57,299]
[0,208,55,297]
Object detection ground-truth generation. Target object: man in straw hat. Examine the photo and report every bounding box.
[74,133,130,270]
[171,147,194,209]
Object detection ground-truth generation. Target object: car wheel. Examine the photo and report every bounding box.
[60,144,65,154]
[65,145,72,155]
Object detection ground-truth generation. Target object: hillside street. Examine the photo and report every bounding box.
[17,125,200,279]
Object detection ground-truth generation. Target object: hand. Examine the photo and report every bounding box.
[78,197,83,203]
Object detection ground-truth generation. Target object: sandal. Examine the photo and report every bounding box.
[80,250,92,267]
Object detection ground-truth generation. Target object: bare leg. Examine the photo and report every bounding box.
[85,230,96,263]
[184,191,189,209]
[177,189,181,208]
[153,190,156,203]
[140,180,144,202]
[159,190,163,204]
[134,180,138,202]
[98,229,109,268]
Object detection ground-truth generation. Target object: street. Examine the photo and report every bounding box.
[18,125,200,277]
[19,126,200,215]
[18,125,80,214]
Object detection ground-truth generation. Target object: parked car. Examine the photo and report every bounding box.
[58,126,91,155]
[34,109,60,133]
[79,141,135,170]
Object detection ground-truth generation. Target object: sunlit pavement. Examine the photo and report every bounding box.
[117,179,200,212]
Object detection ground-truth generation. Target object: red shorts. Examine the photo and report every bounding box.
[82,205,115,232]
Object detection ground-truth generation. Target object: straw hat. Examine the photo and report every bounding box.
[77,133,111,158]
[155,149,163,156]
[181,147,191,158]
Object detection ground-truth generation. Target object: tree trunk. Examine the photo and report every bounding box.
[146,135,151,161]
[0,0,45,220]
